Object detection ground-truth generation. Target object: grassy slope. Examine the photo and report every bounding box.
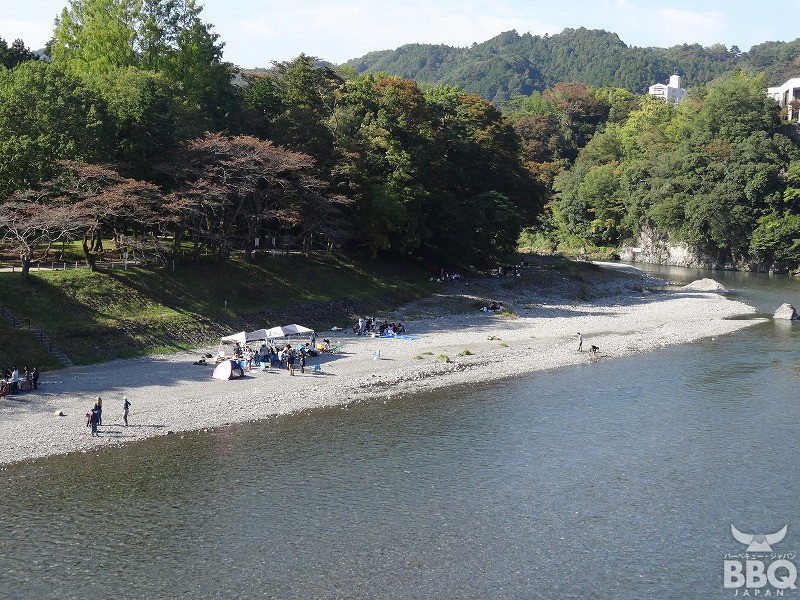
[0,254,436,366]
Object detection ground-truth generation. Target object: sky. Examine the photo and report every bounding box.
[2,0,799,69]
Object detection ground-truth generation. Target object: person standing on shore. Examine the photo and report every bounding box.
[32,367,39,390]
[123,396,131,427]
[577,332,583,352]
[87,401,101,436]
[286,345,295,375]
[94,396,103,426]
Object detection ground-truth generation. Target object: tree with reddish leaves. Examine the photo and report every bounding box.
[48,162,167,269]
[542,82,605,160]
[164,132,349,263]
[0,193,87,279]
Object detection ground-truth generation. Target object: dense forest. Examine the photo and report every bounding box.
[2,5,800,274]
[524,73,800,269]
[347,29,800,105]
[0,0,544,276]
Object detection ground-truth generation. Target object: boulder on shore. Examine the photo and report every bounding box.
[774,303,798,320]
[683,278,729,294]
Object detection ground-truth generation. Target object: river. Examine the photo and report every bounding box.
[1,265,798,599]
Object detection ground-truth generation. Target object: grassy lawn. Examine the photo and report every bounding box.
[0,253,436,366]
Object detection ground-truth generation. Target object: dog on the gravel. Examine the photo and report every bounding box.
[589,345,599,355]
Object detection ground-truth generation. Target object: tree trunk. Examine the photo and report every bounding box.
[170,227,183,262]
[20,253,31,280]
[83,236,97,271]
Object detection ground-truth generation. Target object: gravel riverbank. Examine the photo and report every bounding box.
[0,263,764,465]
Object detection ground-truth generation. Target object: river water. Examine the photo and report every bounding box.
[1,265,798,599]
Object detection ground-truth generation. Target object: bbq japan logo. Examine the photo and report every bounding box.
[724,524,798,596]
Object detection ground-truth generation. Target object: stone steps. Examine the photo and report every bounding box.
[0,306,74,368]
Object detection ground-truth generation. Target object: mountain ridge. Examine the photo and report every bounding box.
[345,28,800,103]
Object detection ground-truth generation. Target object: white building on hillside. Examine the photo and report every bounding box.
[648,74,687,105]
[767,78,800,119]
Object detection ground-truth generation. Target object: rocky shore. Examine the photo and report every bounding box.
[0,263,764,466]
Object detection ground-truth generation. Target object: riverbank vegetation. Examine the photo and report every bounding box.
[506,71,800,270]
[0,253,435,366]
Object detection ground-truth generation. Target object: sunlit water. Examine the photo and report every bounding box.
[1,265,798,599]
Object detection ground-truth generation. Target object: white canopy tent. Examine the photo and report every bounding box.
[217,331,246,357]
[246,329,271,342]
[247,325,314,341]
[264,325,290,339]
[221,331,246,344]
[283,324,314,335]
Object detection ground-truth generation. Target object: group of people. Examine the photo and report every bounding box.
[352,317,406,336]
[480,301,504,313]
[231,338,327,374]
[435,269,462,282]
[0,365,39,397]
[86,395,131,436]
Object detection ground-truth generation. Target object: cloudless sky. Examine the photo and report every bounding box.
[2,0,799,69]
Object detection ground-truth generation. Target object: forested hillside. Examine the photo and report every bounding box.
[525,72,800,270]
[3,5,800,278]
[347,29,800,104]
[0,0,545,278]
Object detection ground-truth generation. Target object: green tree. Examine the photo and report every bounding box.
[331,74,433,256]
[248,55,342,168]
[0,37,39,68]
[52,0,139,75]
[750,211,800,266]
[693,70,781,142]
[51,0,235,128]
[0,62,114,197]
[97,67,193,168]
[424,86,544,264]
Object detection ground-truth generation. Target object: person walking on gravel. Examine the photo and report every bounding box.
[123,396,131,427]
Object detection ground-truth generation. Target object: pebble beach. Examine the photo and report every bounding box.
[0,263,765,465]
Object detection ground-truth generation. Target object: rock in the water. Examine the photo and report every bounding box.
[683,278,729,294]
[774,303,798,320]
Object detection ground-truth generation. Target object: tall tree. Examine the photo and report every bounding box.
[246,55,342,169]
[165,133,349,262]
[0,195,87,278]
[331,74,434,256]
[52,0,139,75]
[0,62,115,197]
[423,86,544,265]
[51,0,235,127]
